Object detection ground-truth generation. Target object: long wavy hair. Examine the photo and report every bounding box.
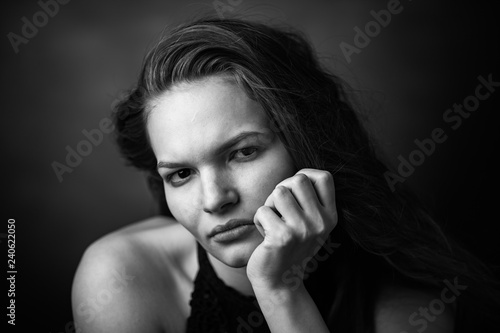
[112,17,499,332]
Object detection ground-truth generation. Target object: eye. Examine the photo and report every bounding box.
[233,147,258,160]
[166,169,192,186]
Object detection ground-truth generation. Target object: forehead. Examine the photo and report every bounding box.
[146,76,268,161]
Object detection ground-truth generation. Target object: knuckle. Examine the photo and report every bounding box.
[313,224,328,237]
[313,218,327,233]
[278,230,294,245]
[273,185,288,197]
[319,170,333,182]
[293,173,309,185]
[295,223,309,238]
[255,206,269,216]
[300,228,313,242]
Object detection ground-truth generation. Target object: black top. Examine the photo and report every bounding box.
[185,241,339,332]
[185,243,270,332]
[183,234,484,333]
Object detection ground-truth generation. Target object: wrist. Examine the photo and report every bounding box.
[248,269,305,291]
[252,280,307,304]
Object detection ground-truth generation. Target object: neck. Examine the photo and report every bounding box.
[207,252,255,296]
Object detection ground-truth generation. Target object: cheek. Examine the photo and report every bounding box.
[164,187,200,231]
[244,146,296,203]
[267,143,296,182]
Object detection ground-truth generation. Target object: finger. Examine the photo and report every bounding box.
[273,173,320,213]
[253,205,291,246]
[267,186,305,229]
[295,169,336,209]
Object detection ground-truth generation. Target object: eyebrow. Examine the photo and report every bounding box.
[156,131,265,170]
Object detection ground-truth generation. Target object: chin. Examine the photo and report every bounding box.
[211,234,262,268]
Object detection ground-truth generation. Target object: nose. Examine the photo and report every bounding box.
[201,168,238,214]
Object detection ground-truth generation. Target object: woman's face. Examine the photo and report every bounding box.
[146,76,296,267]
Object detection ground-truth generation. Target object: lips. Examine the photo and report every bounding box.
[208,219,254,237]
[208,219,255,242]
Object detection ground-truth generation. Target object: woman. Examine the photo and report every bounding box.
[72,17,500,332]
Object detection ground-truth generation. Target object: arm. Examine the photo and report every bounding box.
[247,169,454,333]
[71,237,161,333]
[253,284,330,333]
[247,169,337,332]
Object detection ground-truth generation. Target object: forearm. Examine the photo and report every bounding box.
[253,284,330,333]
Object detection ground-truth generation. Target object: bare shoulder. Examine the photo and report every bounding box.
[374,284,455,333]
[71,216,197,333]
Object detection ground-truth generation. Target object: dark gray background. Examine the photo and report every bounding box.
[2,0,499,331]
